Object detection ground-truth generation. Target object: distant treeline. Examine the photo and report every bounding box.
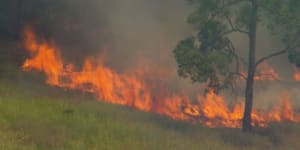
[0,0,104,40]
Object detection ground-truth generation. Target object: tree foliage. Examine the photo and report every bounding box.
[174,0,300,131]
[259,0,300,66]
[174,0,300,91]
[174,0,250,93]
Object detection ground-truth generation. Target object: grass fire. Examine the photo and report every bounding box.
[22,28,300,128]
[1,0,300,149]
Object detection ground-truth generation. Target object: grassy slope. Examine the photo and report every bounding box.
[1,41,300,150]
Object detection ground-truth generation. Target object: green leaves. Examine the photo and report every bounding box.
[288,50,300,67]
[174,37,212,83]
[187,1,218,25]
[235,3,252,30]
[261,0,300,41]
[174,0,300,91]
[173,34,233,92]
[198,20,230,52]
[260,0,300,68]
[174,0,246,92]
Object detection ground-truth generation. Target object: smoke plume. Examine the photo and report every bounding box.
[30,0,300,108]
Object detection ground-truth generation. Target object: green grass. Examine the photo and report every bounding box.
[1,41,300,149]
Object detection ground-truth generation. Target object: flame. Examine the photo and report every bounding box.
[21,29,300,128]
[268,92,298,122]
[240,63,280,81]
[22,29,64,85]
[293,66,300,81]
[255,63,280,81]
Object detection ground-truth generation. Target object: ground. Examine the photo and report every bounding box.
[0,40,300,150]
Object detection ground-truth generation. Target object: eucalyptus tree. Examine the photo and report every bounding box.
[174,0,300,131]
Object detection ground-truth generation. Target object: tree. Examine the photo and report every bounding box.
[173,0,300,132]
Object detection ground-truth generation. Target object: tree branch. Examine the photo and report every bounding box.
[227,40,241,73]
[223,0,250,9]
[225,29,249,35]
[224,15,249,35]
[230,72,247,80]
[255,31,300,67]
[255,49,288,67]
[255,42,300,67]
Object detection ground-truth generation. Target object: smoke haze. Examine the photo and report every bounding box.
[35,0,300,108]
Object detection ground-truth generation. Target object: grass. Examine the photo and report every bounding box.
[0,41,300,149]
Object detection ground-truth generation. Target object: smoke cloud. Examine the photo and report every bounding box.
[37,0,299,107]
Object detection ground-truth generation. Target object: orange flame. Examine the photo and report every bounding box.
[21,29,300,128]
[293,66,300,81]
[240,63,280,81]
[255,63,280,81]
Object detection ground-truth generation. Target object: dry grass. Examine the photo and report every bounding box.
[0,41,300,150]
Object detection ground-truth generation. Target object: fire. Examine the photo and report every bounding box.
[240,63,280,81]
[21,29,300,128]
[268,92,298,122]
[255,63,280,81]
[22,29,64,85]
[293,66,300,81]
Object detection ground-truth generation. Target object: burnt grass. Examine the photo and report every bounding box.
[1,41,300,150]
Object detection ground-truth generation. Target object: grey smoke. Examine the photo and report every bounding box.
[47,0,299,107]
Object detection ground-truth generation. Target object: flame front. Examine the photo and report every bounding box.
[22,29,300,128]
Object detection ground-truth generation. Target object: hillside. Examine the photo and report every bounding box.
[0,41,300,150]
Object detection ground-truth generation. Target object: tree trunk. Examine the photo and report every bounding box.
[242,0,257,132]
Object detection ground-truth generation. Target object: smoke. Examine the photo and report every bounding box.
[103,0,191,69]
[38,0,201,97]
[231,26,300,108]
[45,0,191,68]
[32,0,299,107]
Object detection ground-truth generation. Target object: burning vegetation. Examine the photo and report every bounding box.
[293,66,300,81]
[22,28,300,128]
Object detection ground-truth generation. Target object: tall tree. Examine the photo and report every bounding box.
[174,0,300,131]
